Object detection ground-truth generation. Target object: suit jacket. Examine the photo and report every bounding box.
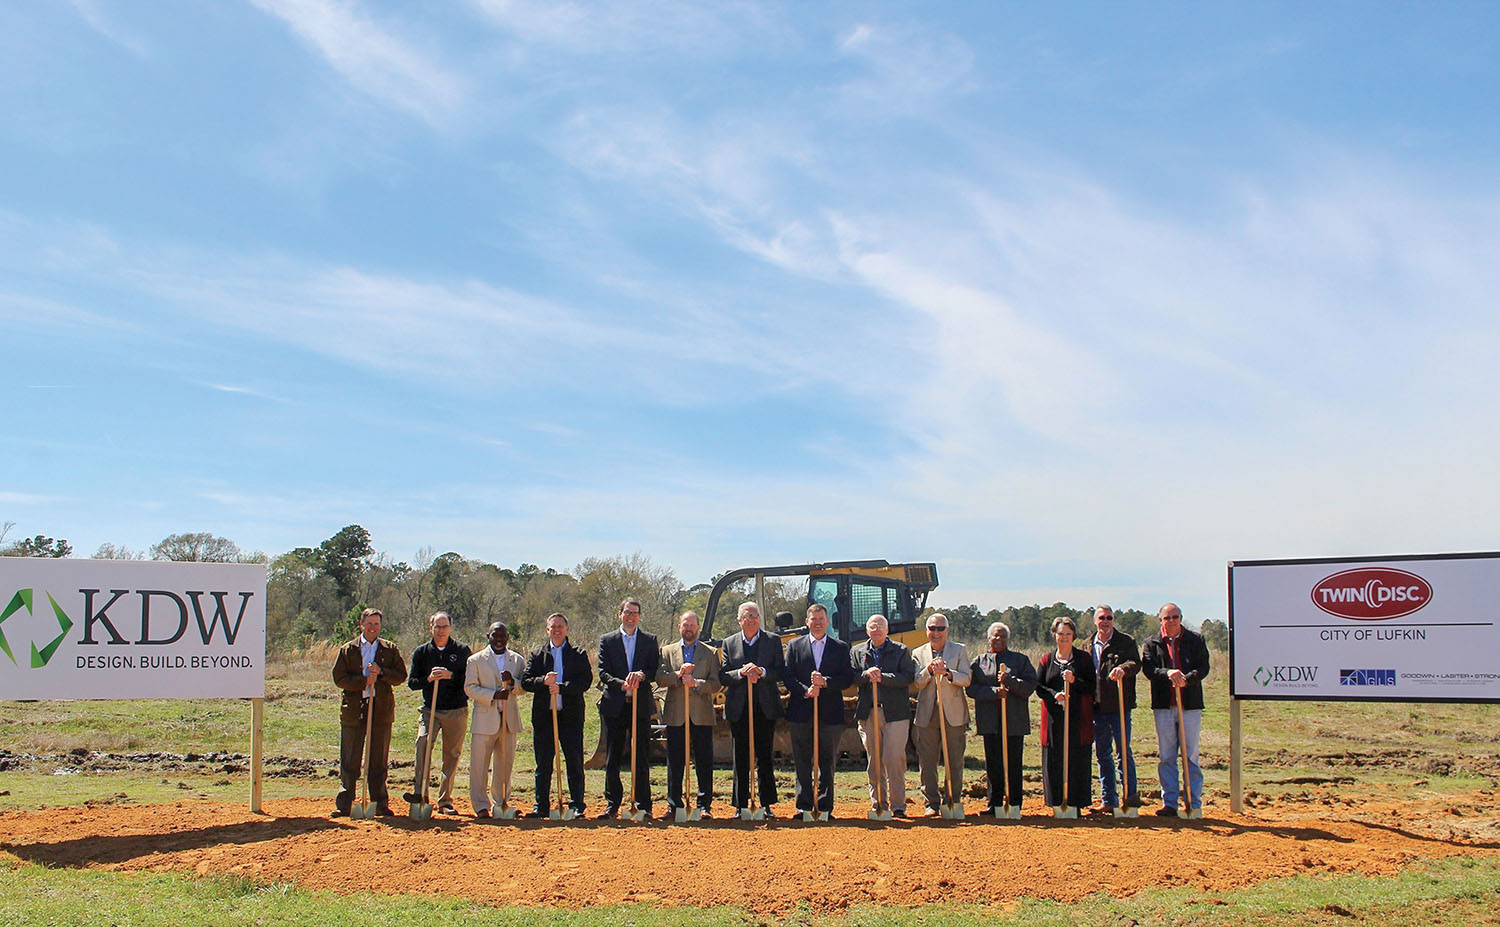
[912,640,972,728]
[520,639,594,728]
[1088,630,1141,711]
[465,647,525,737]
[656,639,722,727]
[783,633,854,725]
[1037,648,1096,747]
[333,636,407,727]
[967,649,1037,736]
[1141,628,1211,711]
[849,639,916,723]
[718,631,785,722]
[597,628,661,720]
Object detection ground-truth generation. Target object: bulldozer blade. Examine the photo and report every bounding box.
[351,800,377,820]
[491,805,517,820]
[1053,805,1079,820]
[408,801,433,821]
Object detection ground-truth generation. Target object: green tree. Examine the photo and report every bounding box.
[1,534,72,557]
[1200,617,1229,651]
[316,525,373,609]
[149,532,264,563]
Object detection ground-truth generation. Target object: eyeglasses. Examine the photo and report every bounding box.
[1096,617,1113,622]
[928,626,948,632]
[1162,615,1182,622]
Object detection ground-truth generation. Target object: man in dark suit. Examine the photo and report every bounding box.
[520,612,594,817]
[785,603,854,817]
[1088,604,1141,811]
[718,601,786,815]
[597,596,661,817]
[331,607,407,817]
[967,621,1037,814]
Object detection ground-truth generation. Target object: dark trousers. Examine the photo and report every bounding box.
[982,733,1025,808]
[602,709,653,811]
[790,720,841,812]
[336,711,392,811]
[1042,738,1093,808]
[730,710,778,809]
[534,717,586,812]
[665,722,715,810]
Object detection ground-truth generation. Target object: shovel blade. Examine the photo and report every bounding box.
[1114,806,1139,819]
[409,802,433,821]
[868,809,892,821]
[942,804,965,820]
[351,801,376,820]
[739,807,765,821]
[491,805,517,820]
[1187,808,1202,819]
[626,809,649,822]
[1054,805,1078,819]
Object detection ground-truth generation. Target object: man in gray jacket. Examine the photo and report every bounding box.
[851,614,917,816]
[911,613,972,815]
[968,621,1037,814]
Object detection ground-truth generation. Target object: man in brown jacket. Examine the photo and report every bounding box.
[332,607,408,816]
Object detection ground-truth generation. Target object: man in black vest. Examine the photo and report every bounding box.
[597,596,661,817]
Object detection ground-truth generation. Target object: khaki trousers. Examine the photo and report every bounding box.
[469,726,519,813]
[413,706,468,805]
[857,712,910,813]
[912,720,966,809]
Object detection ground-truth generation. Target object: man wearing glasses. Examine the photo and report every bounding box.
[912,613,972,816]
[1141,602,1211,816]
[1088,605,1141,813]
[405,611,472,814]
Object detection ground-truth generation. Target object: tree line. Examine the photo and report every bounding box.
[1,520,1227,652]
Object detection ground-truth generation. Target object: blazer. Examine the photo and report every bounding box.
[520,639,594,728]
[849,639,916,723]
[967,649,1037,737]
[597,628,661,720]
[783,633,854,725]
[465,647,525,737]
[333,636,407,727]
[1088,630,1141,712]
[1037,648,1095,747]
[718,631,786,722]
[912,640,972,728]
[655,639,722,727]
[1141,628,1211,711]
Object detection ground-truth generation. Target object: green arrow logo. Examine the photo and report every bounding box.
[0,588,73,668]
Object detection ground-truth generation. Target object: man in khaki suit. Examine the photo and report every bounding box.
[911,612,972,815]
[465,621,525,818]
[657,610,722,816]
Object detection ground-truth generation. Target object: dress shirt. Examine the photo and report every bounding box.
[550,642,566,709]
[622,628,638,671]
[359,636,377,698]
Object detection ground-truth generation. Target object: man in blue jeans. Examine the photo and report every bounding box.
[1141,602,1211,816]
[1087,605,1141,812]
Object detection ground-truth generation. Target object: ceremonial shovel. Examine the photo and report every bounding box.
[674,669,701,823]
[867,663,891,822]
[624,685,649,822]
[994,663,1020,820]
[802,686,829,822]
[934,673,964,820]
[410,679,440,820]
[739,675,766,821]
[352,691,379,819]
[1055,674,1078,819]
[1174,685,1200,819]
[548,695,575,821]
[491,672,518,819]
[1113,676,1138,819]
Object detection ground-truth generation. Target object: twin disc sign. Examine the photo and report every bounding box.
[0,558,266,701]
[1229,552,1500,703]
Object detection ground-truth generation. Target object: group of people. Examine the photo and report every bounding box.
[331,597,1210,821]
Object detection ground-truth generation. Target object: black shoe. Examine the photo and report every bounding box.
[1155,806,1179,817]
[402,792,420,804]
[524,810,549,819]
[375,806,395,817]
[598,805,620,820]
[331,807,349,818]
[1123,794,1144,808]
[437,804,456,815]
[698,807,712,819]
[473,809,490,819]
[761,809,777,820]
[892,809,908,818]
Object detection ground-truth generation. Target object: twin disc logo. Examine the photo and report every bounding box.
[1311,568,1432,620]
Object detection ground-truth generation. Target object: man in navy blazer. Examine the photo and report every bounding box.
[784,603,855,817]
[596,596,661,817]
[520,612,594,817]
[718,601,786,814]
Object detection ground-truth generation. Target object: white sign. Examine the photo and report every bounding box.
[0,558,266,700]
[1229,552,1500,702]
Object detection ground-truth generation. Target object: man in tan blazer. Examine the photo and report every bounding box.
[464,620,525,818]
[332,607,407,817]
[656,610,722,816]
[911,612,972,815]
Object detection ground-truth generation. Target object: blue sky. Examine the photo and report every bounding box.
[4,1,1498,622]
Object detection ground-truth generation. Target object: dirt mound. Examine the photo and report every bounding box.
[3,792,1496,914]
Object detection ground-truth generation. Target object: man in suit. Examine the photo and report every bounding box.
[465,620,525,818]
[785,603,855,818]
[967,621,1037,813]
[331,607,407,817]
[718,600,785,815]
[404,611,471,814]
[1088,604,1141,811]
[597,596,661,817]
[911,612,972,815]
[852,614,917,816]
[657,609,722,816]
[520,612,594,817]
[1141,602,1211,816]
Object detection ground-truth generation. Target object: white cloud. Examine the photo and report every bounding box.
[470,0,776,56]
[67,0,150,58]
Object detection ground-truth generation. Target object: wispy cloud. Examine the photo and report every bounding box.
[66,0,150,58]
[249,0,463,124]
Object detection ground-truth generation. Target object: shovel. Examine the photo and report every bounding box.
[867,665,891,822]
[802,687,829,822]
[995,662,1020,820]
[933,672,964,820]
[739,675,766,821]
[351,691,378,820]
[624,685,649,822]
[1055,674,1078,819]
[1113,676,1138,819]
[1174,684,1200,819]
[675,671,702,823]
[409,678,439,821]
[492,677,518,819]
[548,694,576,821]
